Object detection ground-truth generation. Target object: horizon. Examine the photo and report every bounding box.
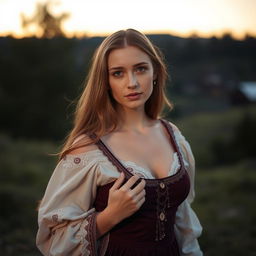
[1,30,254,40]
[1,0,256,39]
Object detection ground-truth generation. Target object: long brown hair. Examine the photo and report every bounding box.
[59,29,172,159]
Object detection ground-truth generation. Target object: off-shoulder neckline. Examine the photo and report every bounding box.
[95,119,186,182]
[64,121,185,182]
[65,127,181,159]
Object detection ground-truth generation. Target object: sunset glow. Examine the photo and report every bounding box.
[0,0,256,38]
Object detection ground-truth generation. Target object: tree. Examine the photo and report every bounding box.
[21,0,70,38]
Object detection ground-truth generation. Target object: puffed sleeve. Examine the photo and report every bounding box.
[36,153,104,256]
[172,125,203,256]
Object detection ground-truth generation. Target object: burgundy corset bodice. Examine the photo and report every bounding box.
[92,119,190,255]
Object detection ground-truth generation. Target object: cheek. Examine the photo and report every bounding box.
[109,81,123,100]
[108,77,117,91]
[142,77,154,100]
[144,77,154,92]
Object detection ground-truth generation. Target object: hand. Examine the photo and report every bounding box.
[107,172,146,223]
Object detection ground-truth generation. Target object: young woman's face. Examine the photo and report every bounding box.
[108,45,155,112]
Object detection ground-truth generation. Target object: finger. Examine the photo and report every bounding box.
[136,196,146,209]
[110,172,125,190]
[120,175,140,191]
[130,179,146,195]
[134,189,146,202]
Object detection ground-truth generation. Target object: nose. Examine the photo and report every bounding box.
[127,72,138,89]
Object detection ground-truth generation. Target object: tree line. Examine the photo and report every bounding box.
[0,34,256,142]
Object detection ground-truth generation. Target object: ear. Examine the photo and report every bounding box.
[153,73,157,80]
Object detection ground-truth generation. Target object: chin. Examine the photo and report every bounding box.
[127,102,146,110]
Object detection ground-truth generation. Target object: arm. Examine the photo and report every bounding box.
[175,200,203,256]
[37,153,146,255]
[36,155,100,256]
[172,124,203,256]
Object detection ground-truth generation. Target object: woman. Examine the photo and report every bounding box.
[36,29,203,256]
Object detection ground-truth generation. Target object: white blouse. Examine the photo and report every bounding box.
[36,124,203,256]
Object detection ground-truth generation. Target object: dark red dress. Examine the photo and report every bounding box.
[93,119,190,255]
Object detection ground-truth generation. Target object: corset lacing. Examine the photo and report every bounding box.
[90,119,188,242]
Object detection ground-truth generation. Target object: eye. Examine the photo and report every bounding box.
[112,70,123,77]
[135,66,147,73]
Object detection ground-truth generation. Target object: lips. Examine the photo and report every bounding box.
[125,92,142,97]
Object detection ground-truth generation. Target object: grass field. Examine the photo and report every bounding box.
[195,161,256,256]
[0,105,256,255]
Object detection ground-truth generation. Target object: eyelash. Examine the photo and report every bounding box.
[111,66,148,77]
[112,71,123,77]
[136,66,147,73]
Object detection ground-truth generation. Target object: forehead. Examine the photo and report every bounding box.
[108,46,152,67]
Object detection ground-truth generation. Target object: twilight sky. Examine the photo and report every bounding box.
[0,0,255,38]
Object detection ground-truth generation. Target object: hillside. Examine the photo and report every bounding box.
[1,105,256,255]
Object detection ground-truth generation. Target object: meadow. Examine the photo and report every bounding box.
[1,105,255,255]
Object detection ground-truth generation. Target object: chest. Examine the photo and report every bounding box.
[101,129,176,179]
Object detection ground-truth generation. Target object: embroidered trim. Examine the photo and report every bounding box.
[61,150,104,169]
[80,219,90,255]
[122,164,149,178]
[83,213,97,256]
[51,208,64,222]
[74,157,81,164]
[52,214,58,222]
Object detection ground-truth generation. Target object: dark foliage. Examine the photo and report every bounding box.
[0,35,256,141]
[211,109,256,164]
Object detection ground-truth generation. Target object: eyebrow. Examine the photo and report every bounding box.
[108,62,149,71]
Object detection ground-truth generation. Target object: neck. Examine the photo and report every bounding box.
[116,107,156,133]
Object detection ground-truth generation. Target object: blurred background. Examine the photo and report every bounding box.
[0,0,256,255]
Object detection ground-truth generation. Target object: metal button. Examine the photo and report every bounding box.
[160,182,165,189]
[159,212,165,221]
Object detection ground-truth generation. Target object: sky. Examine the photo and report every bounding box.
[0,0,256,38]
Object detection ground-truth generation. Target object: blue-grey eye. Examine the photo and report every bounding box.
[113,71,123,77]
[136,66,147,73]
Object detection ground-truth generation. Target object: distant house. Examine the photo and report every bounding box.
[230,81,256,105]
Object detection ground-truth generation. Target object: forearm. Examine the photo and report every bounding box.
[96,174,146,239]
[96,207,120,238]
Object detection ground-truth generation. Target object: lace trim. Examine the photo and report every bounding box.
[82,213,97,256]
[92,119,187,186]
[172,130,191,169]
[120,152,180,179]
[80,218,91,255]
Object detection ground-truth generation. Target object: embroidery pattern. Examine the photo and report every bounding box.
[80,218,90,255]
[51,208,64,222]
[83,213,97,256]
[74,157,81,164]
[125,165,148,178]
[52,214,58,222]
[61,151,104,169]
[120,154,181,180]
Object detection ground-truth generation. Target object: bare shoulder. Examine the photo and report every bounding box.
[68,134,98,155]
